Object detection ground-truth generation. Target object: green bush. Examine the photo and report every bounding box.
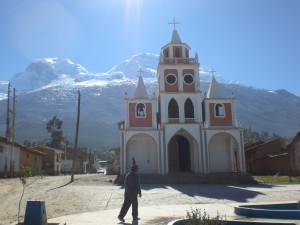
[186,208,227,225]
[18,166,43,224]
[19,166,32,185]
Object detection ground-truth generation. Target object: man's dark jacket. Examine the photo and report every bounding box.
[124,171,141,196]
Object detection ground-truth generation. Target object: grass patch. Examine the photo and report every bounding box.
[254,175,300,184]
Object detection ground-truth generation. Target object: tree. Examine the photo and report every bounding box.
[46,116,63,149]
[18,166,43,224]
[243,128,291,145]
[23,140,36,147]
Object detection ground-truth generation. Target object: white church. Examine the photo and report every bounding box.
[118,25,246,175]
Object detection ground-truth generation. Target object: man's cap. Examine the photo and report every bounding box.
[131,164,139,171]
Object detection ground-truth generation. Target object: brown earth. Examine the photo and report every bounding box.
[0,174,118,225]
[2,174,300,225]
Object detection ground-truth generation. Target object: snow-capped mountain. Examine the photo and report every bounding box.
[5,53,229,97]
[10,58,83,93]
[108,53,158,79]
[0,53,299,149]
[5,54,156,96]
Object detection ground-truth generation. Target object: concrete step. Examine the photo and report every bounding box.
[115,172,258,185]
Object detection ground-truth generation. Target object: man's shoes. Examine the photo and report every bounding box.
[118,216,125,222]
[133,217,140,221]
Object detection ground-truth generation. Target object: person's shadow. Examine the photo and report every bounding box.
[118,220,139,225]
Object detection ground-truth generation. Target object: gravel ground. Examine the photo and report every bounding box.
[0,174,118,225]
[1,174,300,225]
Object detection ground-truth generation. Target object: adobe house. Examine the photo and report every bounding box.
[34,146,64,175]
[245,134,300,176]
[60,148,90,174]
[286,132,300,175]
[244,139,287,175]
[0,136,44,177]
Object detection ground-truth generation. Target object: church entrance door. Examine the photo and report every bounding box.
[209,134,234,172]
[126,134,157,174]
[168,135,191,173]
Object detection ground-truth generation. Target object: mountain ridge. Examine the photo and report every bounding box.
[1,53,299,98]
[0,54,299,149]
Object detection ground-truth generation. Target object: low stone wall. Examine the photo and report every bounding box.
[116,172,258,185]
[235,202,300,219]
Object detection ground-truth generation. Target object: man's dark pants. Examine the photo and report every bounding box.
[118,191,138,219]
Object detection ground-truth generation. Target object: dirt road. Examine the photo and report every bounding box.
[1,174,300,225]
[0,174,118,225]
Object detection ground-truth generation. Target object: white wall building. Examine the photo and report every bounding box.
[0,136,44,177]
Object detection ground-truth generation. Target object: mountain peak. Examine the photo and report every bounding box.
[10,57,89,93]
[275,89,299,98]
[30,58,88,74]
[107,53,159,79]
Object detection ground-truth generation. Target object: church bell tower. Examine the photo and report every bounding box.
[158,19,203,125]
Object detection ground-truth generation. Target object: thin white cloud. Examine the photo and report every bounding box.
[8,1,80,60]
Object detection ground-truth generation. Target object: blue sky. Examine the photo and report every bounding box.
[0,0,299,96]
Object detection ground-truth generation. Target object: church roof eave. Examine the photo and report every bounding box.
[161,42,191,50]
[171,29,182,43]
[207,75,224,99]
[134,76,149,99]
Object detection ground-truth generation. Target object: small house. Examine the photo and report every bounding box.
[34,146,64,175]
[0,136,44,177]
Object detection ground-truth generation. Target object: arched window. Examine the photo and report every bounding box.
[168,98,179,118]
[215,103,225,117]
[136,103,146,117]
[184,98,194,118]
[174,46,181,58]
[163,48,169,58]
[185,48,189,58]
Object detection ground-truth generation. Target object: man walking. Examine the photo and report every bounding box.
[118,164,141,222]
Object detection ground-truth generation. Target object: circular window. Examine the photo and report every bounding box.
[184,74,194,84]
[166,74,177,85]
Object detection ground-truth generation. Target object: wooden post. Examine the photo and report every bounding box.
[4,83,11,178]
[71,90,81,182]
[10,88,16,177]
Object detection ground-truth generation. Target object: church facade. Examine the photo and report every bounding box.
[118,27,246,175]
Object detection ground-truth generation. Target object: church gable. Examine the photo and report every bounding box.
[129,102,153,127]
[209,102,233,126]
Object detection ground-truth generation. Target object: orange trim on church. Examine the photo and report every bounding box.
[183,69,194,75]
[129,103,153,127]
[209,103,232,126]
[183,69,195,92]
[164,69,178,92]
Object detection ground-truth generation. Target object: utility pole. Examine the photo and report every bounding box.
[64,135,67,174]
[4,83,11,178]
[71,90,81,182]
[10,88,16,177]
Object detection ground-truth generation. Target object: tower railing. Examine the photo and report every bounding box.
[161,57,198,65]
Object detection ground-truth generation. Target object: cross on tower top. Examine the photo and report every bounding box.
[209,68,217,76]
[137,67,143,77]
[168,18,180,30]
